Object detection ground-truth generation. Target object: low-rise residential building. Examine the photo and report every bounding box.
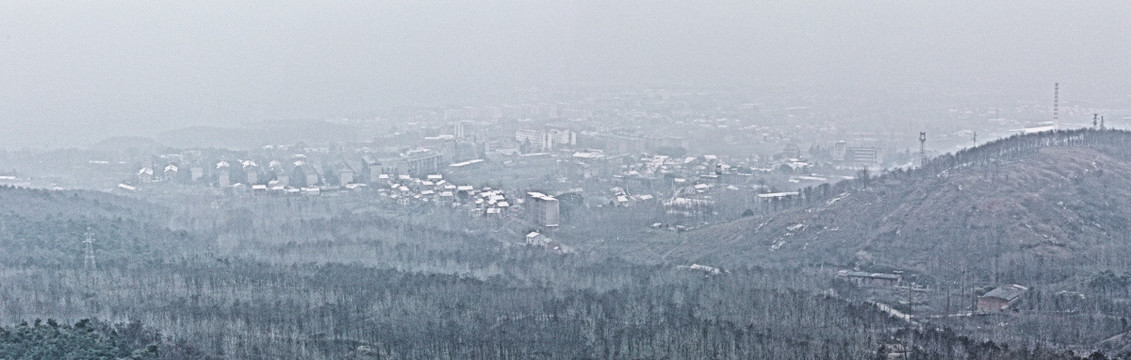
[977,284,1028,312]
[137,167,154,183]
[163,164,178,181]
[837,270,902,287]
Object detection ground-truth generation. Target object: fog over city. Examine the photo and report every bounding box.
[2,1,1130,147]
[4,2,1131,359]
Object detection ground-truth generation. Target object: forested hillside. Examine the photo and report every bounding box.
[2,129,1130,359]
[691,129,1131,284]
[669,129,1131,356]
[0,186,205,269]
[0,186,908,359]
[0,186,170,222]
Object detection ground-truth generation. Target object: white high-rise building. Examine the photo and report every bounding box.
[526,192,560,227]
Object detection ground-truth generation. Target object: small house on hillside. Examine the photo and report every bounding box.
[163,164,178,181]
[525,231,549,246]
[137,167,154,183]
[524,231,567,253]
[977,284,1028,312]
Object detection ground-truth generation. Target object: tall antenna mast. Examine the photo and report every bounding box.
[1053,82,1059,129]
[919,132,927,167]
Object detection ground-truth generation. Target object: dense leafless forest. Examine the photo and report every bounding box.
[0,131,1127,359]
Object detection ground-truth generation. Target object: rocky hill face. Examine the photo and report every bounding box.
[686,129,1131,285]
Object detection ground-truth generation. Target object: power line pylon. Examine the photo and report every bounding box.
[919,132,927,167]
[1053,82,1059,129]
[83,230,96,271]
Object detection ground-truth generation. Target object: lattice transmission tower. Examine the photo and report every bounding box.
[1053,82,1059,129]
[83,229,96,271]
[919,132,927,167]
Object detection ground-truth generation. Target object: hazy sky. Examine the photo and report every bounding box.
[2,1,1130,148]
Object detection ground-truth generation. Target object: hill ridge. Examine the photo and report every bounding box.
[684,128,1131,286]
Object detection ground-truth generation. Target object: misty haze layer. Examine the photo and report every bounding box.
[1,1,1129,148]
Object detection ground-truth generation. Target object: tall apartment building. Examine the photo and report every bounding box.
[515,128,576,152]
[526,192,560,227]
[398,149,444,177]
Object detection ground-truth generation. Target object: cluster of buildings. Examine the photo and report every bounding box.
[370,174,558,227]
[106,89,924,232]
[364,172,562,229]
[21,85,1101,200]
[118,129,831,229]
[124,147,449,191]
[122,146,564,229]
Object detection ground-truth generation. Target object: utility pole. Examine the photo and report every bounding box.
[906,282,914,314]
[961,266,968,313]
[945,284,951,316]
[905,283,914,357]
